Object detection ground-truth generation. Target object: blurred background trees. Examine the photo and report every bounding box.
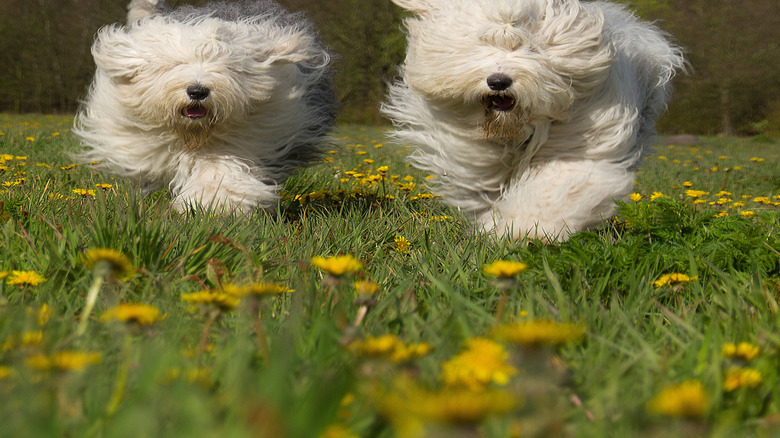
[0,0,778,135]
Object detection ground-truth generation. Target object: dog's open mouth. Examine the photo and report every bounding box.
[486,94,516,112]
[182,104,208,119]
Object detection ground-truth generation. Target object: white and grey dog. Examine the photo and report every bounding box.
[382,0,685,241]
[74,0,336,213]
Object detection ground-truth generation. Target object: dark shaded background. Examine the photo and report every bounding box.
[1,0,778,135]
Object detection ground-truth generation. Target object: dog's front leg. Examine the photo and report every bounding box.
[171,158,279,214]
[477,159,635,242]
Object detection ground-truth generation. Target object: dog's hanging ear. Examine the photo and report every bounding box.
[391,0,438,15]
[127,0,169,25]
[92,26,144,83]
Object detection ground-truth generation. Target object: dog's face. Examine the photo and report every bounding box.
[92,16,318,148]
[393,0,614,143]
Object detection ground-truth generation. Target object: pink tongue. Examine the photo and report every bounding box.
[491,95,515,111]
[184,106,206,118]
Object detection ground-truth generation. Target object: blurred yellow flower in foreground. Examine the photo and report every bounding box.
[223,282,294,297]
[492,320,585,347]
[82,248,135,280]
[181,291,241,311]
[483,260,528,278]
[102,303,163,326]
[347,334,430,363]
[311,255,363,277]
[440,337,517,390]
[26,351,102,372]
[380,378,517,435]
[721,342,759,362]
[646,380,708,418]
[629,193,642,202]
[319,424,359,438]
[723,367,762,391]
[354,280,380,296]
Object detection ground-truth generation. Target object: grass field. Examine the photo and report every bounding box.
[0,113,778,438]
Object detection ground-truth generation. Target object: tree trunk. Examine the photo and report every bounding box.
[719,85,736,136]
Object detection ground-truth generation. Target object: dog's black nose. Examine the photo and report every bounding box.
[186,85,210,101]
[487,74,513,91]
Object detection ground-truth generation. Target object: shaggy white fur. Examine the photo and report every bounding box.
[382,0,685,241]
[74,0,336,213]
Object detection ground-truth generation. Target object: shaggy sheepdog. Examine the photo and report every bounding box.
[382,0,685,241]
[74,0,336,213]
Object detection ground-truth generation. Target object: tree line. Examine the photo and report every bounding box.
[1,0,778,135]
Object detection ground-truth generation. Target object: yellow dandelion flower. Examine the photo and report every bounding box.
[723,367,762,391]
[51,351,102,371]
[749,157,764,162]
[657,155,667,160]
[2,331,43,351]
[492,320,585,347]
[721,342,759,362]
[714,190,732,197]
[227,282,294,297]
[247,282,294,296]
[25,136,35,142]
[348,335,430,363]
[320,424,359,438]
[181,291,240,311]
[102,303,163,325]
[682,181,693,187]
[377,165,389,173]
[24,354,51,371]
[394,236,411,253]
[629,193,642,202]
[732,201,746,207]
[72,189,96,197]
[6,270,46,287]
[653,273,697,288]
[311,254,363,277]
[26,351,102,372]
[739,210,756,218]
[650,191,665,201]
[483,260,528,278]
[59,164,77,170]
[398,182,416,191]
[95,183,113,189]
[82,248,135,280]
[37,304,52,326]
[685,189,709,198]
[646,380,708,418]
[381,381,517,429]
[714,211,729,218]
[363,159,375,164]
[440,338,517,390]
[0,366,12,380]
[354,280,380,296]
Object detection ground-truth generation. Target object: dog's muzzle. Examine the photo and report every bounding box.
[485,74,516,112]
[181,84,211,120]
